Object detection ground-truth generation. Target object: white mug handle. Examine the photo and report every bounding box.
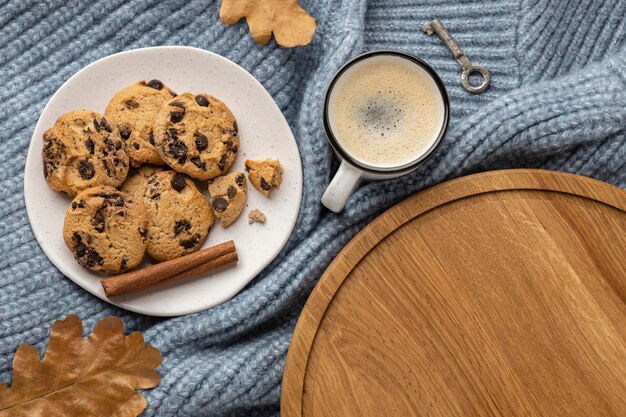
[321,160,363,213]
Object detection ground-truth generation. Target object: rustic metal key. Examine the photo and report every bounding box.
[423,18,491,94]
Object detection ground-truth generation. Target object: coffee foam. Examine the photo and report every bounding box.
[327,55,445,169]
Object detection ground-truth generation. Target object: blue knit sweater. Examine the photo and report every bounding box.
[1,1,625,416]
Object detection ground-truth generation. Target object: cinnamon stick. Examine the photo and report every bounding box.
[101,240,237,297]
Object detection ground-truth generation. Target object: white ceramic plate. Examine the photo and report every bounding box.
[24,46,302,316]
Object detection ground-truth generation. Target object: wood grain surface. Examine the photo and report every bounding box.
[281,169,626,417]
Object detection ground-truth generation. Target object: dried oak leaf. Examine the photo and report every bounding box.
[0,314,161,417]
[220,0,316,47]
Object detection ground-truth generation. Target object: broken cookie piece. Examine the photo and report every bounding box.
[209,172,247,227]
[245,159,283,197]
[248,208,266,224]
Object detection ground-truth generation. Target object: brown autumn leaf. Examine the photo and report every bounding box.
[220,0,316,47]
[0,314,161,417]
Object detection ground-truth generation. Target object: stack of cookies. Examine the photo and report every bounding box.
[43,79,283,275]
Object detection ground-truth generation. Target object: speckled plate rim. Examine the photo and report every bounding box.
[24,46,302,316]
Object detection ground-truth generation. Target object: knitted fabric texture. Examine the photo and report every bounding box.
[1,1,625,416]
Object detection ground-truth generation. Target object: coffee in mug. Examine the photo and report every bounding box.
[327,55,446,169]
[322,51,449,212]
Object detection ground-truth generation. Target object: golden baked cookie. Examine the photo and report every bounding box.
[104,79,177,166]
[63,186,148,275]
[142,171,214,262]
[153,93,239,180]
[43,110,129,196]
[208,172,246,227]
[245,159,283,197]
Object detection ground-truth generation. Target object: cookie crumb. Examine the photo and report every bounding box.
[248,209,266,224]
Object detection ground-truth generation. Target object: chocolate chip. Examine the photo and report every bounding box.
[133,142,140,150]
[93,118,101,132]
[85,138,94,154]
[235,173,245,186]
[168,141,187,164]
[195,95,210,107]
[86,250,104,268]
[212,197,228,212]
[146,79,163,90]
[78,200,86,208]
[120,256,128,270]
[218,154,228,171]
[170,111,185,123]
[103,160,111,176]
[139,228,148,239]
[227,186,237,198]
[119,128,131,140]
[169,90,177,97]
[166,128,178,141]
[75,243,86,257]
[92,207,105,233]
[190,156,206,170]
[72,233,87,257]
[114,158,120,166]
[230,145,238,153]
[180,234,200,249]
[174,219,191,235]
[78,161,95,180]
[260,178,271,191]
[149,132,155,145]
[245,164,251,172]
[126,99,140,109]
[233,122,238,132]
[100,117,113,133]
[171,173,186,192]
[43,163,49,177]
[113,198,124,207]
[194,132,208,151]
[170,101,185,109]
[71,202,77,209]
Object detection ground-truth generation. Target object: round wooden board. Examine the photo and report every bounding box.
[282,169,626,417]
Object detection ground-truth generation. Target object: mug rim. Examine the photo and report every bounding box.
[322,50,450,175]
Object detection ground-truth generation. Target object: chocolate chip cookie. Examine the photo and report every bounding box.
[153,93,239,180]
[63,186,148,275]
[43,110,129,196]
[120,165,169,200]
[245,159,283,197]
[142,171,214,262]
[104,80,177,166]
[208,172,246,227]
